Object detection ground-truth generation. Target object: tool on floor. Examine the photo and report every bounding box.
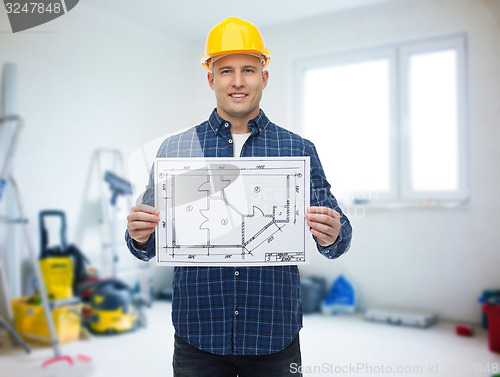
[39,210,89,299]
[79,278,147,334]
[455,324,474,336]
[364,308,438,328]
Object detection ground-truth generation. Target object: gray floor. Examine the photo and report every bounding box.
[1,301,499,377]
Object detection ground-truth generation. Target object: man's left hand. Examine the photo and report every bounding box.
[305,206,341,247]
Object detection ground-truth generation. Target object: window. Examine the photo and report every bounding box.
[293,35,468,205]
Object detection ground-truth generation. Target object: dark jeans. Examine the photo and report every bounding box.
[173,332,302,377]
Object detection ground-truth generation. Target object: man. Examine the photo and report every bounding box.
[126,17,352,377]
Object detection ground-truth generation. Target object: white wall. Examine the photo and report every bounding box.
[259,0,499,322]
[1,0,499,323]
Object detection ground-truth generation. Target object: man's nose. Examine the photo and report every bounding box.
[232,72,244,87]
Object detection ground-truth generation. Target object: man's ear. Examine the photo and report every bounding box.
[262,70,269,89]
[208,72,215,90]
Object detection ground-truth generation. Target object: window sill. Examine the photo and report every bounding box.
[340,198,470,210]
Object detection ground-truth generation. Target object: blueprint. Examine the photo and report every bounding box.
[154,157,310,266]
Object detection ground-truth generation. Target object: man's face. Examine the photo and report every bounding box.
[208,54,269,126]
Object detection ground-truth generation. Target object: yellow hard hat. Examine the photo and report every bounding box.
[201,17,271,71]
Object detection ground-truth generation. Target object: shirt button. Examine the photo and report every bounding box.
[225,123,229,128]
[235,310,239,316]
[228,139,233,144]
[235,271,239,276]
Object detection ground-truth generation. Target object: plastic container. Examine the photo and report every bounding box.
[479,289,500,329]
[321,275,356,315]
[39,256,74,300]
[11,296,82,344]
[483,303,500,353]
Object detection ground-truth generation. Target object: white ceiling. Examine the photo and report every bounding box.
[84,0,394,42]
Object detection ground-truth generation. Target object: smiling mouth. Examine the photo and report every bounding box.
[230,93,247,98]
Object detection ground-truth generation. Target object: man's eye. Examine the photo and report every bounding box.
[221,70,231,74]
[245,69,255,73]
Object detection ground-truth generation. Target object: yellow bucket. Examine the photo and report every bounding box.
[11,296,82,344]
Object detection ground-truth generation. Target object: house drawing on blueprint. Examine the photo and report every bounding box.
[155,157,310,266]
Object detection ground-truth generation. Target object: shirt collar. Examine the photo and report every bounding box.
[208,108,270,136]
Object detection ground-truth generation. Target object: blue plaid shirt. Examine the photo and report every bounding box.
[125,109,352,355]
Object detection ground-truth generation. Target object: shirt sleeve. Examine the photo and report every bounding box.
[125,229,156,261]
[305,140,352,259]
[124,138,170,262]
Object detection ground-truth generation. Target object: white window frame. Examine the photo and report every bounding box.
[399,35,468,202]
[292,34,468,206]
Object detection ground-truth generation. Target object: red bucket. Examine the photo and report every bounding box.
[483,303,500,353]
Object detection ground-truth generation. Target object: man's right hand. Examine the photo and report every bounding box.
[127,204,160,248]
